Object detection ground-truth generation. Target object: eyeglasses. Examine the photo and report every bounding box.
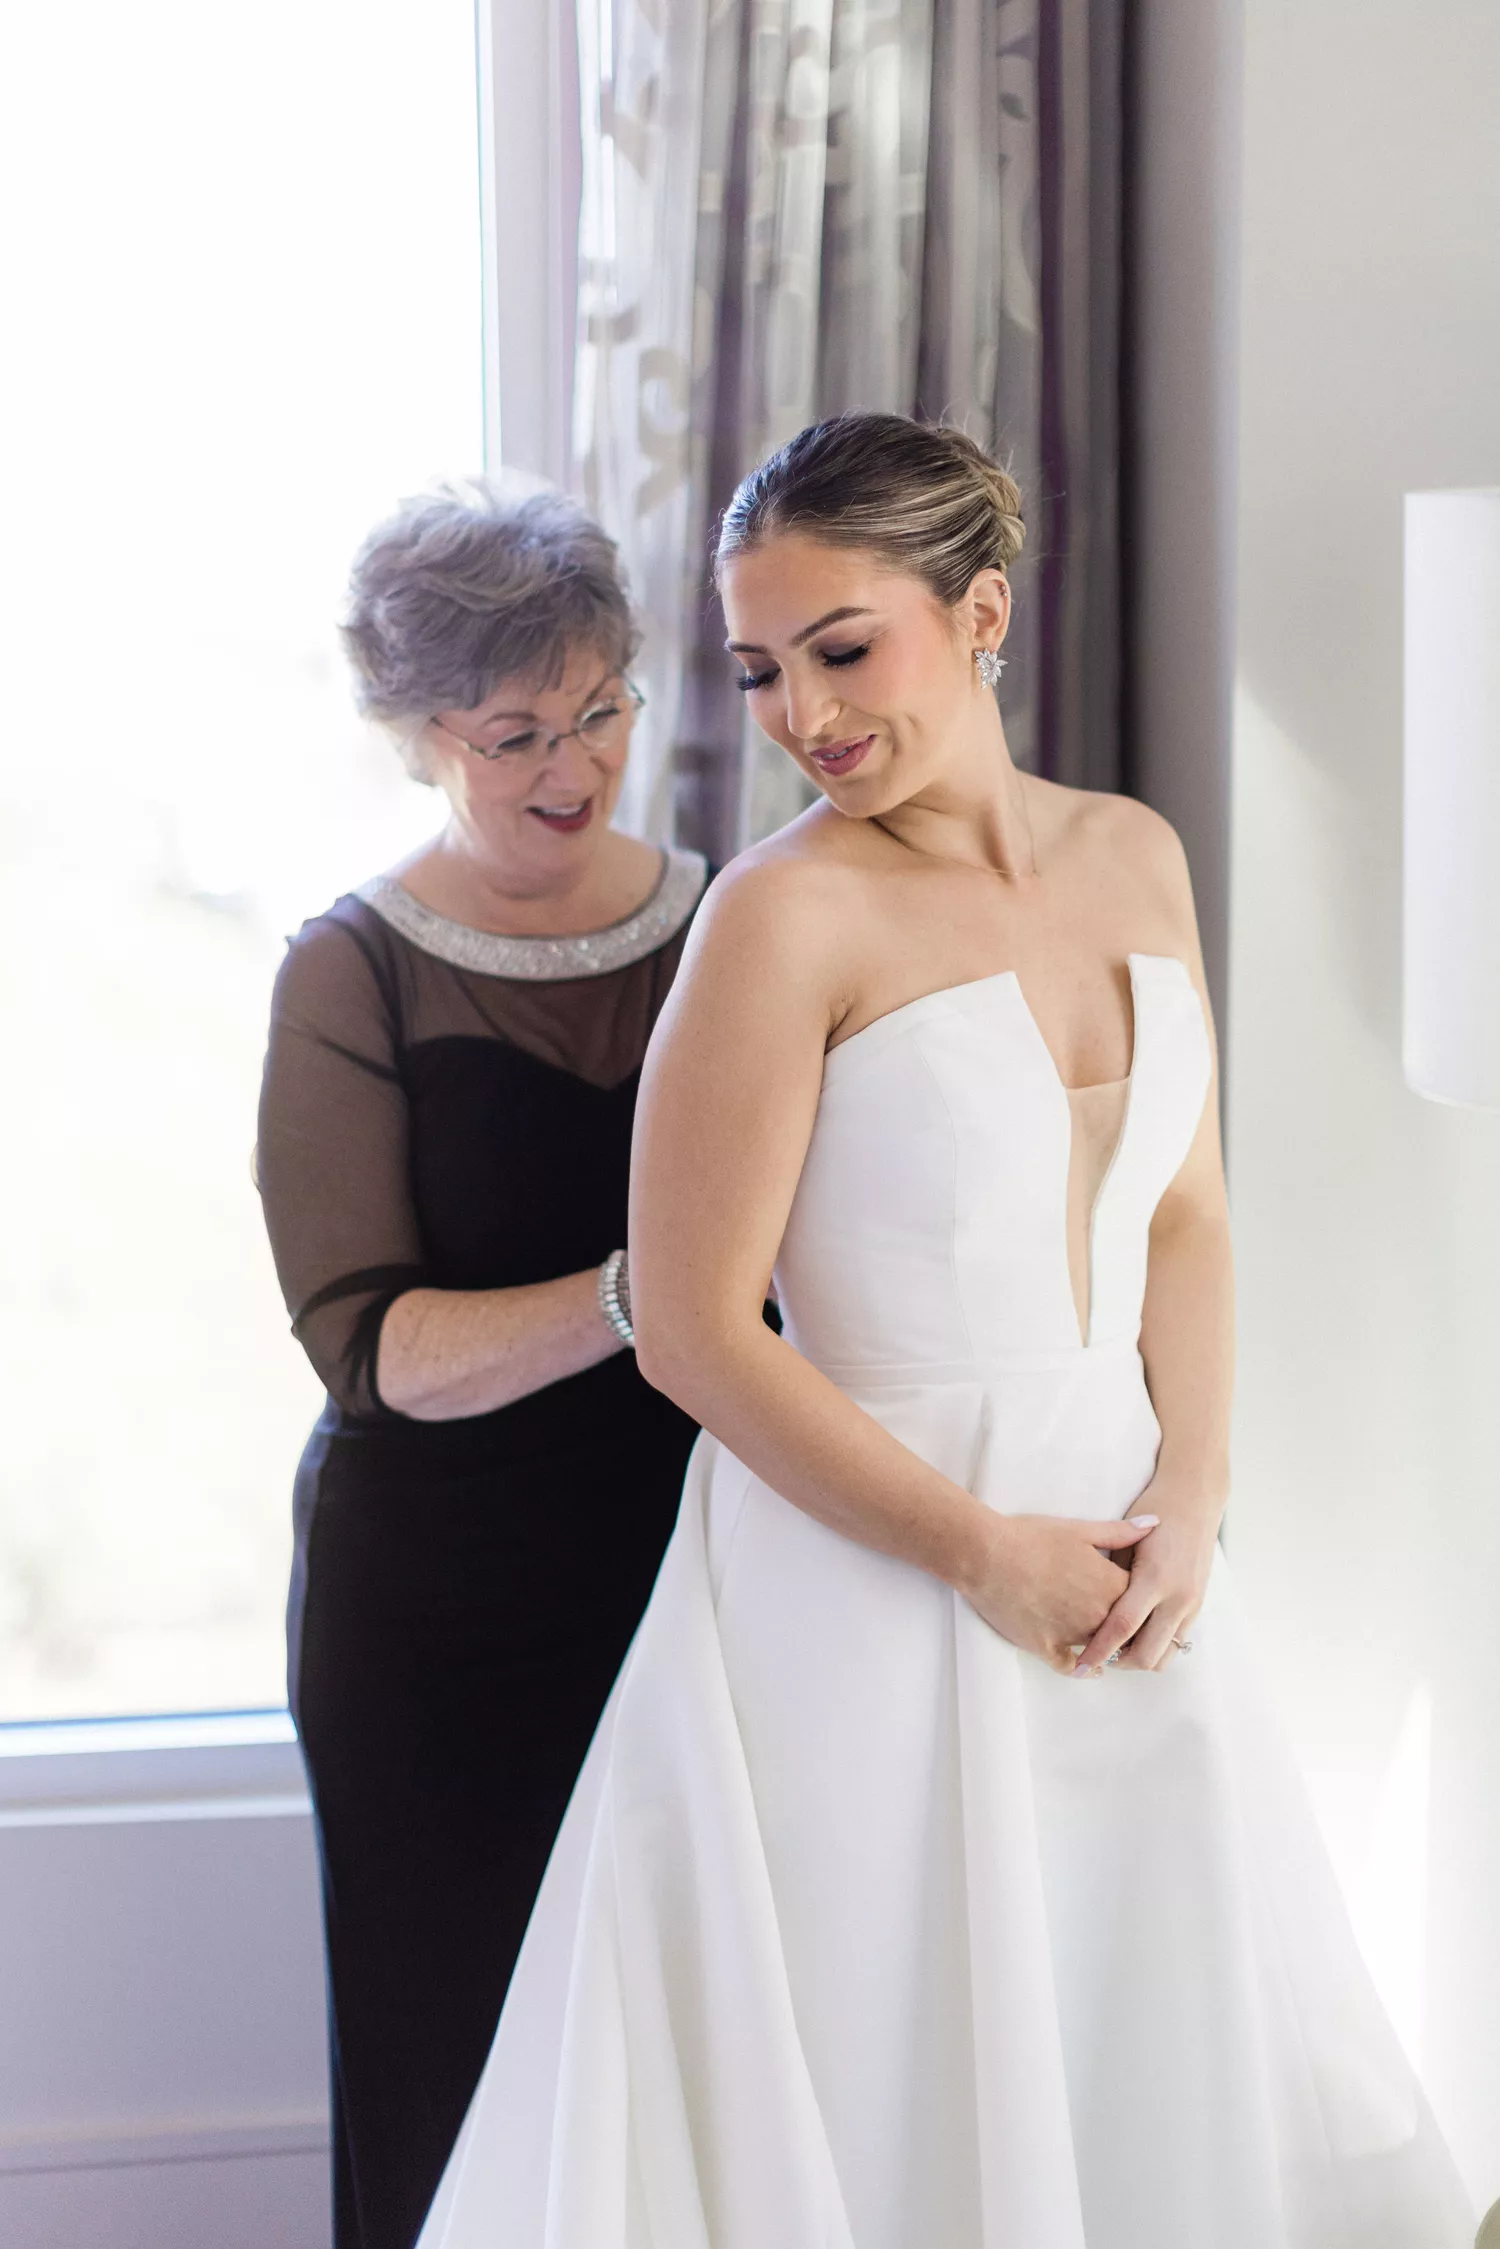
[432,679,644,766]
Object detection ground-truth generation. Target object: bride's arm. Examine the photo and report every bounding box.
[630,859,1154,1668]
[1076,827,1234,1675]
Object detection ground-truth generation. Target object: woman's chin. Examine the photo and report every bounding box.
[804,757,909,819]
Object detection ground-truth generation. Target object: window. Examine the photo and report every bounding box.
[0,0,483,1719]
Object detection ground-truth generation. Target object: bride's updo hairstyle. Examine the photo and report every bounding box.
[714,412,1025,612]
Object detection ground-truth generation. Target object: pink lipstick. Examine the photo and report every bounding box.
[809,733,874,778]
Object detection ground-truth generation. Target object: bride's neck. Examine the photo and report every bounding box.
[874,726,1037,881]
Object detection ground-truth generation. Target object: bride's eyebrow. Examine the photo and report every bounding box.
[725,605,876,656]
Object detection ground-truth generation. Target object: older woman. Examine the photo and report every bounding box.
[256,483,705,2249]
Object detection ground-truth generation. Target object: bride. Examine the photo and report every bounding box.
[417,413,1472,2247]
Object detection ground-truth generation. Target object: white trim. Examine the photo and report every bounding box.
[0,1709,307,1822]
[476,0,581,483]
[0,1709,295,1757]
[474,0,504,477]
[0,2115,329,2178]
[0,1794,310,1832]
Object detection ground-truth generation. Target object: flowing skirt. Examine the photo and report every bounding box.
[419,1353,1473,2248]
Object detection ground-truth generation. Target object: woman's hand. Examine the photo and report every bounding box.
[1071,1486,1223,1675]
[957,1511,1161,1673]
[377,1267,625,1420]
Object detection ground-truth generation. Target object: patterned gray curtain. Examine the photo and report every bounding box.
[575,0,1126,860]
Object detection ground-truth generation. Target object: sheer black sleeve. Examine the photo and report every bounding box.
[257,908,427,1416]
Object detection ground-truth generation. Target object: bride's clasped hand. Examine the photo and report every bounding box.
[955,1506,1162,1673]
[1073,1485,1226,1676]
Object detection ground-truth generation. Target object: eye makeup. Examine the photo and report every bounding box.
[733,640,873,693]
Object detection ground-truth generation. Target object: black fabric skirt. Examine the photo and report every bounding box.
[288,1374,696,2249]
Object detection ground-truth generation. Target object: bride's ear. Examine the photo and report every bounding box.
[963,567,1012,655]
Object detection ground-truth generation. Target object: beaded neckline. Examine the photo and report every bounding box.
[356,847,708,982]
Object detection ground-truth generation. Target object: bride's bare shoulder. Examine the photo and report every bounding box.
[683,806,879,994]
[706,803,880,916]
[1041,780,1195,911]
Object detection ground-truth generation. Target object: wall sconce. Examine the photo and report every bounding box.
[1403,487,1500,1109]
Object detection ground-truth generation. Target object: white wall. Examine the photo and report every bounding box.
[0,1721,329,2248]
[1229,0,1500,2211]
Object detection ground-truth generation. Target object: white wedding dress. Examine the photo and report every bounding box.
[418,955,1472,2249]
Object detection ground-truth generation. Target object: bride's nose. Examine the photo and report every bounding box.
[783,669,844,743]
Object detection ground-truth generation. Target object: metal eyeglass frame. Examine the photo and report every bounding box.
[431,678,645,765]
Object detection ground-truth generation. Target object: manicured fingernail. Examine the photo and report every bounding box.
[1073,1661,1090,1676]
[1129,1514,1159,1528]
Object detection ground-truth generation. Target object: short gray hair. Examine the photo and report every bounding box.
[342,479,639,780]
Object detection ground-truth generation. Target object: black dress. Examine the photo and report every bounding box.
[256,849,707,2249]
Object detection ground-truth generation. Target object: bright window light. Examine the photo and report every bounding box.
[0,0,483,1719]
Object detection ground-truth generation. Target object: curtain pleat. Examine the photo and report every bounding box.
[917,0,1042,775]
[574,0,1127,857]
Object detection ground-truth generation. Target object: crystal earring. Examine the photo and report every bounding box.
[975,647,1007,689]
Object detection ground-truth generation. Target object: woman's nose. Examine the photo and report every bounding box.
[782,670,842,743]
[545,732,601,787]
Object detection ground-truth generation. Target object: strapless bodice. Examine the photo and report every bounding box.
[775,953,1212,1374]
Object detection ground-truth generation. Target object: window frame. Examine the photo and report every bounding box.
[0,0,573,1789]
[477,0,579,483]
[0,1711,306,1825]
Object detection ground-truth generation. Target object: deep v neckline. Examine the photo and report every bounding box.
[1063,1078,1132,1344]
[1000,958,1140,1097]
[1008,961,1144,1348]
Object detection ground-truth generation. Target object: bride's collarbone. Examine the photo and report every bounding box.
[826,930,1144,1079]
[807,847,1173,1069]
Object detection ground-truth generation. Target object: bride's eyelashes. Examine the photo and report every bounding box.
[733,642,873,694]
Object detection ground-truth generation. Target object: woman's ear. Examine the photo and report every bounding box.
[965,567,1012,653]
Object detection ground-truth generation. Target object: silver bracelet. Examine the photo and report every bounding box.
[597,1248,635,1348]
